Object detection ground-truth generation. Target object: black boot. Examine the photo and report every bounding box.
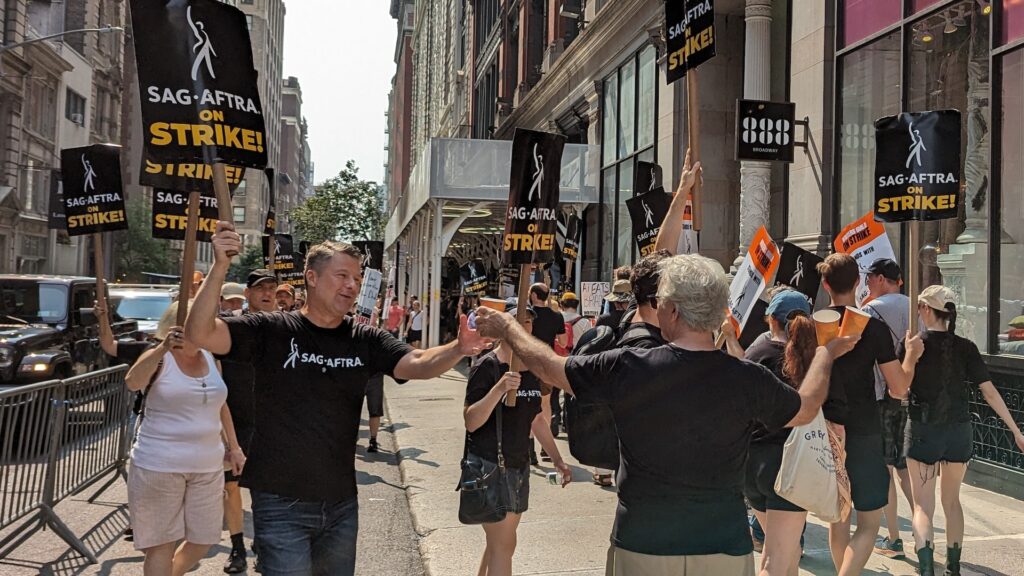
[944,543,962,576]
[917,541,935,576]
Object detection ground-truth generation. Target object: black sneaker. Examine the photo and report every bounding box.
[540,448,552,462]
[224,548,247,574]
[123,527,134,542]
[529,448,538,466]
[367,438,380,453]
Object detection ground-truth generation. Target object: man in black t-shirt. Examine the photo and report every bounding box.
[185,221,490,576]
[528,283,567,445]
[816,253,923,576]
[475,254,857,574]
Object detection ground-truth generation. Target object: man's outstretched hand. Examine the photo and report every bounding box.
[456,313,493,356]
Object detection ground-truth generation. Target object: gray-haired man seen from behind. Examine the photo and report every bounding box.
[473,254,858,575]
[185,221,490,576]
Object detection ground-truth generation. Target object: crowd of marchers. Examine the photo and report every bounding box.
[96,154,1024,576]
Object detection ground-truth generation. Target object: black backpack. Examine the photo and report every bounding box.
[563,321,663,470]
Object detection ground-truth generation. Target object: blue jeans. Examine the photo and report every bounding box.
[251,491,359,576]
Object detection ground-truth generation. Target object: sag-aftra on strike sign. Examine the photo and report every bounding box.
[665,0,716,84]
[130,0,268,169]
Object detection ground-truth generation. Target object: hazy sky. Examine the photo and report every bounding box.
[283,2,397,186]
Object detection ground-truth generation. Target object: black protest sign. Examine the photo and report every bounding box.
[665,0,716,84]
[874,110,961,223]
[736,100,796,163]
[503,129,566,266]
[739,299,769,350]
[353,241,384,271]
[460,259,488,295]
[59,144,128,236]
[282,252,305,287]
[140,155,245,193]
[152,189,220,242]
[263,168,276,235]
[562,212,582,261]
[262,234,295,274]
[774,242,823,303]
[130,0,267,168]
[634,161,664,195]
[625,192,672,257]
[298,240,310,257]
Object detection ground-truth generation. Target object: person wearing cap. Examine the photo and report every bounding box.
[245,269,279,314]
[816,253,924,576]
[733,289,818,576]
[900,285,1024,576]
[221,283,246,314]
[597,279,632,330]
[275,283,295,312]
[463,304,571,576]
[559,291,593,355]
[861,258,914,560]
[474,254,859,575]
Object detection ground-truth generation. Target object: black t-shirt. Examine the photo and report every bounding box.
[114,340,152,365]
[531,306,566,349]
[899,331,990,424]
[218,311,263,448]
[822,306,897,435]
[223,311,413,502]
[616,321,665,349]
[564,345,801,556]
[464,353,543,468]
[744,338,793,445]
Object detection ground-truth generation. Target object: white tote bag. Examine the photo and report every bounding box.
[774,410,850,523]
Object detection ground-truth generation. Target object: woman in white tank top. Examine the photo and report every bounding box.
[124,300,245,575]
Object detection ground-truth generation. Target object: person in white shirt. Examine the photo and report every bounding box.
[559,291,593,352]
[125,300,245,576]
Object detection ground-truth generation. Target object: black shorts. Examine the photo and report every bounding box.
[744,443,803,513]
[845,434,889,512]
[365,373,385,418]
[878,397,909,470]
[905,421,973,465]
[407,329,422,343]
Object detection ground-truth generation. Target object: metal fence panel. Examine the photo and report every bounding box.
[969,374,1024,472]
[0,380,62,531]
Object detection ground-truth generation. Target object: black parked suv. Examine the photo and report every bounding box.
[0,275,137,388]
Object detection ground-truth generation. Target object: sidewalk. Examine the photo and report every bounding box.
[386,369,1024,576]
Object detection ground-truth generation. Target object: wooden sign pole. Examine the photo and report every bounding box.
[212,163,239,258]
[687,71,703,231]
[176,191,202,326]
[506,264,533,407]
[92,232,106,309]
[907,221,919,334]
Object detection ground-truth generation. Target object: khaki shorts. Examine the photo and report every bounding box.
[605,546,755,576]
[127,463,224,550]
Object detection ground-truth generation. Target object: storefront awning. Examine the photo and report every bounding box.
[385,138,599,248]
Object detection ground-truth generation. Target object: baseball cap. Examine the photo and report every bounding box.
[918,285,956,311]
[604,279,632,302]
[221,282,245,301]
[560,291,578,303]
[766,290,811,326]
[276,283,295,295]
[247,269,277,288]
[866,258,902,282]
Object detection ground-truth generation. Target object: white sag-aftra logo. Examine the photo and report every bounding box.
[906,121,926,169]
[642,199,654,227]
[81,155,96,193]
[789,255,804,286]
[282,338,365,370]
[188,6,218,81]
[527,143,544,202]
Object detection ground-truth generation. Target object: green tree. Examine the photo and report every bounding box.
[227,244,265,283]
[114,197,176,282]
[289,160,387,245]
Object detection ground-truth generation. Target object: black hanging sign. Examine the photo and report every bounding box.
[152,189,220,242]
[562,212,582,261]
[665,0,716,84]
[130,0,267,168]
[634,161,664,195]
[460,259,488,295]
[735,100,796,163]
[625,192,671,257]
[353,240,384,271]
[774,242,823,303]
[59,144,128,236]
[283,252,306,287]
[263,168,276,235]
[874,110,961,223]
[140,155,245,193]
[47,170,65,230]
[502,128,566,265]
[262,233,295,274]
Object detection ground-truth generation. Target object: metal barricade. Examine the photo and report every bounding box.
[0,366,131,563]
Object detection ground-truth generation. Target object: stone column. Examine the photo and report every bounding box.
[735,0,773,268]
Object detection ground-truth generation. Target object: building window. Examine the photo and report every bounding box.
[241,0,254,4]
[999,47,1024,355]
[25,79,57,139]
[1006,0,1024,44]
[19,159,49,214]
[65,89,86,126]
[233,206,246,223]
[840,0,900,47]
[246,15,253,30]
[599,45,658,277]
[235,179,247,196]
